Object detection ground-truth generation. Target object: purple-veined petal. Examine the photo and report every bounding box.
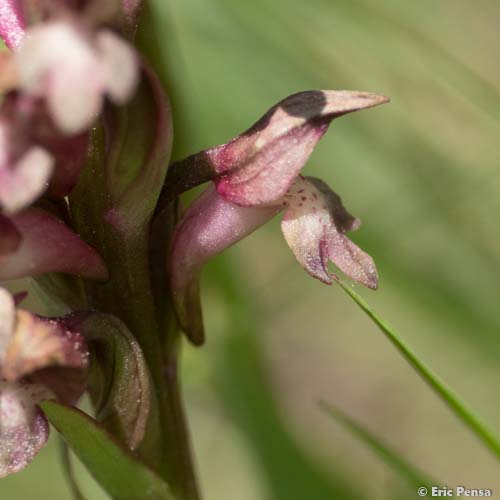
[0,0,25,50]
[0,208,108,281]
[166,90,389,205]
[0,378,52,477]
[170,185,280,344]
[96,29,138,104]
[281,176,378,288]
[0,214,21,255]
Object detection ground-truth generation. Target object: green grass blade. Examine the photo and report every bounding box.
[319,401,434,490]
[335,278,500,459]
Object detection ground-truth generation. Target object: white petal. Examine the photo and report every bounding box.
[96,30,138,104]
[0,146,54,214]
[16,21,103,134]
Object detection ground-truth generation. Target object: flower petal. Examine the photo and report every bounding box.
[96,30,139,104]
[0,208,108,281]
[216,91,389,206]
[281,176,378,288]
[0,144,54,214]
[2,310,88,382]
[170,185,280,344]
[0,0,25,50]
[0,378,52,477]
[166,90,389,205]
[16,21,103,134]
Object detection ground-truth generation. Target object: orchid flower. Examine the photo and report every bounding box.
[169,90,388,344]
[16,19,139,134]
[0,2,139,217]
[0,288,89,476]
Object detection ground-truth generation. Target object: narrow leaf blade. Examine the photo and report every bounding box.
[334,278,500,460]
[40,401,173,500]
[319,401,433,490]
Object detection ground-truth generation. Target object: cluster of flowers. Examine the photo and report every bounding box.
[0,0,388,480]
[0,0,139,476]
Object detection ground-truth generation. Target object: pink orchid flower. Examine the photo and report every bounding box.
[168,90,388,344]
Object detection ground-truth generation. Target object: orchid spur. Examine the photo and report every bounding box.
[168,90,388,344]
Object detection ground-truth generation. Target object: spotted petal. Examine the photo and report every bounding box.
[281,176,378,289]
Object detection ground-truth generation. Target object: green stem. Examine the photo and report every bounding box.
[160,336,200,500]
[335,278,500,459]
[69,131,199,499]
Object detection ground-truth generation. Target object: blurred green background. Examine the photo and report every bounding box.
[2,0,500,498]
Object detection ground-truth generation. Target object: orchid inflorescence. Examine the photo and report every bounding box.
[0,0,388,496]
